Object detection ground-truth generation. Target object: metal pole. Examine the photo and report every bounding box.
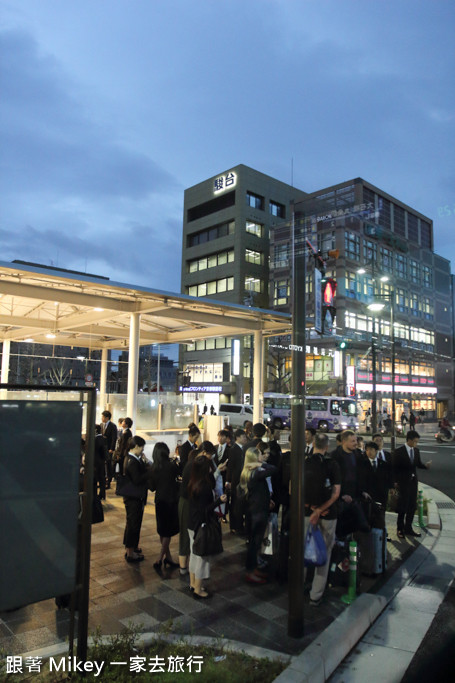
[288,209,306,638]
[77,388,96,662]
[371,316,378,434]
[390,290,396,453]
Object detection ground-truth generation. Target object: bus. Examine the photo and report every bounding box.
[263,393,359,432]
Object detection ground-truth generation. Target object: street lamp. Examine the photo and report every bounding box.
[367,290,396,454]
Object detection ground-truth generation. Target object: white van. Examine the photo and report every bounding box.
[218,403,254,427]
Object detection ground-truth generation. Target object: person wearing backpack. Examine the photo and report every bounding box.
[304,432,341,606]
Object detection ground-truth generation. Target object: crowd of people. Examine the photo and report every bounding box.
[88,412,431,604]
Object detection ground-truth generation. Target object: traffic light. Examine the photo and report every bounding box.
[322,278,337,334]
[339,340,347,350]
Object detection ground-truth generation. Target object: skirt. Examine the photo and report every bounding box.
[155,499,179,537]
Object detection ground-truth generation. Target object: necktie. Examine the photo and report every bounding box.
[410,448,414,463]
[373,459,377,470]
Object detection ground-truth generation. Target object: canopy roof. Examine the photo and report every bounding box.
[0,260,291,349]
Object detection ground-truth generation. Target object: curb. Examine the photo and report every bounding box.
[273,594,387,683]
[275,483,444,682]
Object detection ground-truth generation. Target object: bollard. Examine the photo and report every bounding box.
[341,541,357,605]
[417,489,426,529]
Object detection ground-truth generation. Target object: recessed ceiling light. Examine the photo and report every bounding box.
[46,333,56,339]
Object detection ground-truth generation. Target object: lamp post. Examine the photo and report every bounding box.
[367,289,396,454]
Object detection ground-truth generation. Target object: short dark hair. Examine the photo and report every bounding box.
[128,435,145,449]
[102,410,111,419]
[406,430,420,441]
[314,433,329,450]
[197,440,216,456]
[372,432,382,440]
[95,423,102,435]
[365,441,379,451]
[234,428,246,439]
[252,423,267,438]
[123,417,133,429]
[188,424,201,437]
[305,427,316,436]
[218,429,230,438]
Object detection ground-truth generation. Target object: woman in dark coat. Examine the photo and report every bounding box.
[187,455,227,599]
[149,442,180,571]
[239,447,276,584]
[123,435,149,563]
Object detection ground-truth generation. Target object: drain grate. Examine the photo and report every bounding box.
[436,502,455,510]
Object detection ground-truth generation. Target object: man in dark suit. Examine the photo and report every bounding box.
[244,422,267,452]
[178,424,200,473]
[101,410,118,489]
[304,427,316,456]
[392,430,431,538]
[226,428,247,533]
[372,432,394,505]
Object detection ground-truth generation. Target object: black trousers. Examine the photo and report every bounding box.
[397,477,418,531]
[123,497,145,549]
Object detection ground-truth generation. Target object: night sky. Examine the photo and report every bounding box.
[1,0,454,290]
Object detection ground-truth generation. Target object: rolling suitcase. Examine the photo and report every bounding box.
[356,527,387,575]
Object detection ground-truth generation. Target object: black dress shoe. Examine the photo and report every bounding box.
[126,554,144,563]
[163,558,179,568]
[405,529,421,537]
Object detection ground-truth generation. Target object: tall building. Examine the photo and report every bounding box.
[181,164,305,404]
[181,166,454,419]
[270,178,453,420]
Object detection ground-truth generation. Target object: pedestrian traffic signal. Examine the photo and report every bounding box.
[338,340,347,350]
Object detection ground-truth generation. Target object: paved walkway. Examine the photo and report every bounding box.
[0,489,422,664]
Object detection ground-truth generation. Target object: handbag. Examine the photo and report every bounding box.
[261,512,279,555]
[387,487,400,513]
[193,514,223,557]
[115,473,145,499]
[304,524,327,567]
[92,495,104,524]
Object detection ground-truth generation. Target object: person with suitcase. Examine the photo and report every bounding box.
[356,441,389,575]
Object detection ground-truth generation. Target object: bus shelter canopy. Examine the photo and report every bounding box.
[0,260,291,348]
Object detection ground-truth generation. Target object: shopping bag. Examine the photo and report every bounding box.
[304,524,327,567]
[261,512,279,555]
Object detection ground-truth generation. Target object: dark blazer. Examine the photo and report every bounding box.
[359,455,392,507]
[124,454,149,499]
[94,434,108,463]
[247,463,277,516]
[179,440,196,472]
[103,421,118,452]
[392,444,427,487]
[149,459,180,503]
[226,443,244,489]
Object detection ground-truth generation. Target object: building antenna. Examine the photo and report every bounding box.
[291,157,294,187]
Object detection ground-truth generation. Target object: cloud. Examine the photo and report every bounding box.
[0,29,178,200]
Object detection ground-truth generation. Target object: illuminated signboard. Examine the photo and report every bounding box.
[179,385,223,393]
[213,171,237,194]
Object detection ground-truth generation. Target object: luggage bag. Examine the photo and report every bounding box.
[356,527,387,575]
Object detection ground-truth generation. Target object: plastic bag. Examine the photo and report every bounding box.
[261,512,279,555]
[304,524,327,567]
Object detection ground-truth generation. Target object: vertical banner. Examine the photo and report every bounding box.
[314,268,322,333]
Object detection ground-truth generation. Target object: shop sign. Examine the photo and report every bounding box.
[180,385,223,393]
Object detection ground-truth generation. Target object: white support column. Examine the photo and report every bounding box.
[253,330,264,425]
[127,313,140,424]
[1,340,11,383]
[99,347,108,410]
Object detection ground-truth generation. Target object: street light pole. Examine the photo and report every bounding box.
[390,289,396,453]
[288,208,306,638]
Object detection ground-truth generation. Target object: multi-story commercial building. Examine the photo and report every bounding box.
[181,167,454,419]
[270,178,453,420]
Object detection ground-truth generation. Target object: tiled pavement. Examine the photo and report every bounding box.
[0,491,421,659]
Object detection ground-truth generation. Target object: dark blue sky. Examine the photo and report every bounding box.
[1,0,454,290]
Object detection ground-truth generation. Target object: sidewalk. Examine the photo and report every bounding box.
[0,488,430,672]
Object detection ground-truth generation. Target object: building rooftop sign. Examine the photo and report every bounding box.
[213,171,237,195]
